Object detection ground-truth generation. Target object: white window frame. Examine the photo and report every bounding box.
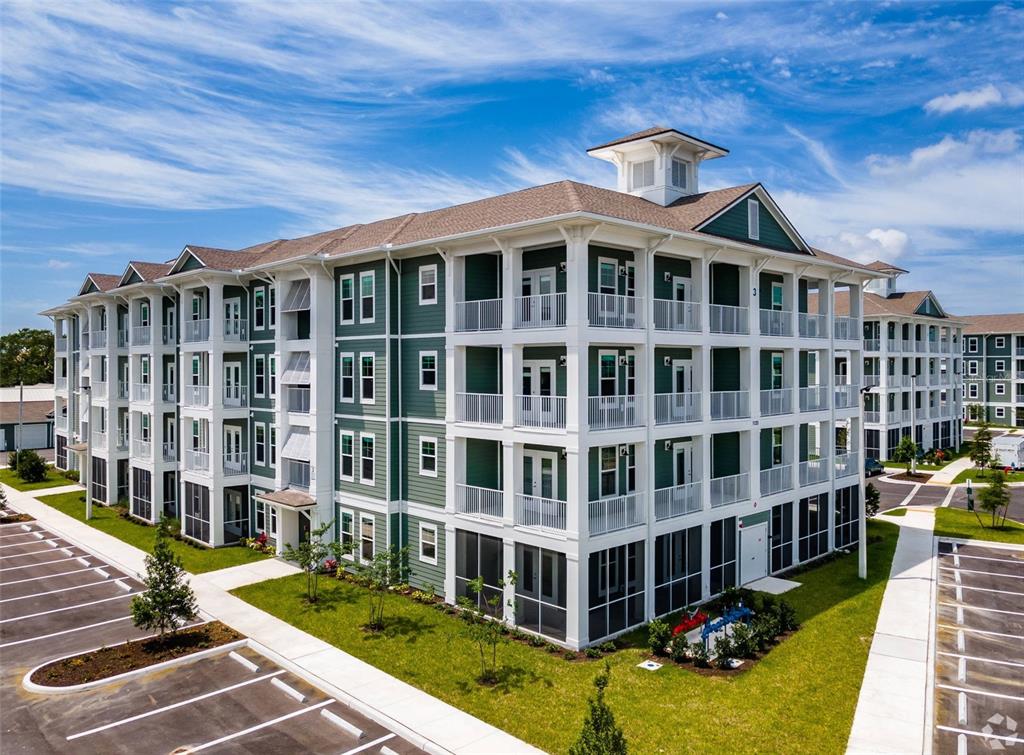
[269,286,276,326]
[748,198,760,240]
[629,159,654,190]
[254,354,266,398]
[995,336,1005,349]
[254,423,266,465]
[419,264,437,305]
[967,360,978,376]
[360,353,375,404]
[995,359,1005,372]
[269,425,276,465]
[419,436,438,477]
[968,383,978,399]
[339,353,355,403]
[599,446,618,498]
[339,430,354,482]
[419,523,438,565]
[995,406,1006,419]
[359,271,375,324]
[360,514,375,562]
[419,350,437,391]
[254,286,266,330]
[995,383,1006,396]
[967,336,978,352]
[360,432,375,486]
[339,508,355,561]
[338,274,355,325]
[671,158,689,189]
[269,355,277,398]
[141,413,151,442]
[255,500,266,533]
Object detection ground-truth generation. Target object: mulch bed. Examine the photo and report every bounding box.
[891,472,933,482]
[30,621,243,687]
[645,629,797,678]
[0,512,33,524]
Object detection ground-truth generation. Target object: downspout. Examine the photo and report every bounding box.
[386,250,403,572]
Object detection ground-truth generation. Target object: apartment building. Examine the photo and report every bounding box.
[45,126,879,648]
[857,262,964,461]
[961,314,1024,428]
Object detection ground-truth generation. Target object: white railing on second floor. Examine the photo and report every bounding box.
[887,338,900,352]
[833,316,858,341]
[133,439,151,459]
[162,324,176,344]
[185,449,209,472]
[286,385,309,413]
[799,384,828,412]
[834,383,857,409]
[835,452,859,478]
[759,308,793,337]
[93,380,107,398]
[161,384,176,403]
[223,451,248,475]
[91,330,107,349]
[864,410,881,423]
[132,382,151,402]
[760,464,793,496]
[455,483,503,520]
[455,299,502,332]
[456,392,503,425]
[56,335,68,352]
[915,341,927,353]
[654,481,701,521]
[708,303,748,335]
[864,374,881,387]
[56,377,68,391]
[224,318,248,342]
[710,390,750,420]
[654,392,701,425]
[286,459,311,491]
[710,472,749,508]
[653,299,700,332]
[183,384,210,407]
[132,325,152,346]
[588,293,643,329]
[515,293,566,329]
[55,415,68,430]
[760,388,792,416]
[515,494,567,532]
[588,394,642,430]
[91,430,107,446]
[515,395,566,429]
[799,457,830,486]
[588,492,643,536]
[162,442,176,462]
[116,380,129,399]
[183,319,210,343]
[798,312,827,339]
[224,383,249,408]
[864,338,880,352]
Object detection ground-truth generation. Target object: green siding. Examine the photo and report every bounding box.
[180,254,204,272]
[587,444,635,500]
[124,270,143,285]
[588,346,634,395]
[523,443,567,500]
[403,513,446,591]
[588,246,635,293]
[758,272,784,310]
[248,281,275,342]
[522,346,567,395]
[402,421,445,505]
[401,337,446,418]
[335,339,386,416]
[702,196,802,253]
[738,511,770,528]
[335,418,388,501]
[711,348,740,392]
[249,342,275,410]
[400,254,446,334]
[522,245,567,293]
[249,410,276,478]
[334,259,387,337]
[654,348,693,393]
[466,438,501,490]
[654,437,694,489]
[465,347,501,394]
[464,254,500,301]
[710,263,740,307]
[652,257,693,300]
[712,432,740,478]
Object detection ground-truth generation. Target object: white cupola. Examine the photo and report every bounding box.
[586,126,729,206]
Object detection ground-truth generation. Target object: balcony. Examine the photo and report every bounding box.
[799,385,828,412]
[515,395,566,429]
[654,481,701,521]
[161,384,176,403]
[455,483,503,520]
[183,385,210,407]
[132,325,152,346]
[55,415,68,431]
[864,338,880,352]
[901,339,913,352]
[834,383,857,409]
[91,330,107,349]
[864,410,880,423]
[162,324,176,345]
[515,293,566,329]
[588,293,643,329]
[286,459,311,491]
[224,318,248,342]
[710,473,749,508]
[929,341,940,353]
[514,494,567,532]
[887,338,900,352]
[915,341,927,353]
[183,319,210,343]
[455,299,501,332]
[91,430,107,446]
[760,388,792,416]
[56,335,68,352]
[114,434,128,452]
[835,452,859,478]
[116,381,129,400]
[162,442,176,462]
[710,390,750,420]
[798,313,827,339]
[653,299,700,332]
[456,392,502,425]
[901,409,912,423]
[285,386,309,413]
[93,380,107,398]
[865,374,881,387]
[654,392,701,425]
[117,331,128,348]
[834,316,858,341]
[185,449,210,472]
[588,395,642,430]
[759,309,793,337]
[799,458,830,486]
[133,439,151,459]
[133,383,151,402]
[886,410,900,424]
[223,451,248,476]
[588,493,643,536]
[81,332,90,351]
[708,304,748,335]
[760,465,793,496]
[224,384,249,409]
[55,377,68,391]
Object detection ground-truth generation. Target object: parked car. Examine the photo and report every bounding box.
[865,457,885,477]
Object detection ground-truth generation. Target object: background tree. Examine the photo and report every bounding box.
[8,449,48,483]
[130,518,198,640]
[892,435,918,465]
[977,470,1011,528]
[0,328,54,387]
[865,483,880,518]
[283,519,337,603]
[457,570,516,684]
[970,422,993,475]
[569,661,628,755]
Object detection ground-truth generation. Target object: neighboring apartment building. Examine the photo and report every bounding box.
[857,262,964,461]
[960,314,1024,428]
[44,126,880,648]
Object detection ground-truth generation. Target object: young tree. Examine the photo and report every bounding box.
[0,328,54,387]
[9,449,47,483]
[892,435,918,465]
[130,518,198,640]
[865,482,880,518]
[283,519,337,603]
[353,545,406,631]
[457,570,516,684]
[569,661,628,755]
[978,470,1011,528]
[971,422,993,475]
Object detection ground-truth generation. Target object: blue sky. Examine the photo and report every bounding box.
[2,1,1022,330]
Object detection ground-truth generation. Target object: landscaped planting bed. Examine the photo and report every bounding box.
[30,622,242,686]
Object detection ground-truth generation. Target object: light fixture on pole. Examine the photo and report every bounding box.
[82,385,92,520]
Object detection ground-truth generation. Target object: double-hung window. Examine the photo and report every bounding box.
[339,353,355,402]
[254,287,266,329]
[771,353,784,389]
[748,198,760,240]
[967,337,978,352]
[360,433,375,485]
[269,287,276,326]
[360,354,375,403]
[359,271,375,323]
[141,413,151,442]
[340,510,354,560]
[254,355,266,397]
[995,383,1006,396]
[255,501,266,532]
[630,159,654,189]
[671,158,688,189]
[600,447,617,497]
[995,359,1005,372]
[419,524,437,564]
[339,431,354,481]
[419,265,437,305]
[269,426,276,465]
[339,274,354,325]
[420,351,437,390]
[419,437,437,477]
[269,355,276,398]
[968,360,978,376]
[360,516,375,562]
[254,424,266,465]
[772,427,784,466]
[995,337,1005,349]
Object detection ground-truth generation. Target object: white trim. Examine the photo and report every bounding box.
[419,350,438,391]
[995,406,1006,418]
[359,270,375,324]
[418,264,438,306]
[338,430,355,482]
[995,384,1006,396]
[747,198,760,241]
[339,507,355,561]
[359,513,376,561]
[967,360,978,376]
[338,273,355,325]
[995,336,1005,349]
[338,352,355,403]
[360,352,375,405]
[254,354,266,398]
[967,336,978,352]
[359,431,375,486]
[418,435,438,477]
[418,523,438,565]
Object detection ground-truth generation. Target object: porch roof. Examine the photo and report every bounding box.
[255,488,316,509]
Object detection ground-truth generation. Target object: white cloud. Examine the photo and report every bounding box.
[500,145,614,189]
[715,11,729,20]
[866,129,1020,177]
[47,259,73,270]
[924,83,1024,114]
[785,125,846,185]
[598,78,751,136]
[862,59,895,69]
[816,228,910,264]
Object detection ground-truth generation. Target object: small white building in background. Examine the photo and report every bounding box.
[0,384,55,452]
[992,434,1024,469]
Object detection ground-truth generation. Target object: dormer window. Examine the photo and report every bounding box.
[747,199,760,240]
[630,160,654,190]
[671,158,689,189]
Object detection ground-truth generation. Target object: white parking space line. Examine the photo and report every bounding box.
[939,565,1024,580]
[0,547,72,560]
[0,615,132,648]
[0,555,86,573]
[937,726,1024,746]
[938,651,1024,668]
[0,539,48,549]
[228,651,259,672]
[0,566,99,586]
[939,624,1023,640]
[320,708,363,739]
[271,677,306,702]
[937,683,1024,702]
[184,699,334,752]
[0,592,139,624]
[941,487,956,507]
[65,670,286,741]
[941,583,1024,597]
[0,579,115,604]
[939,552,1024,565]
[939,601,1024,617]
[340,733,397,755]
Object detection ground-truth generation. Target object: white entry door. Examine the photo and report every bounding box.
[520,268,556,326]
[522,450,557,501]
[224,298,242,338]
[740,523,769,585]
[673,442,694,486]
[224,426,242,474]
[673,275,692,302]
[224,362,241,406]
[521,360,557,426]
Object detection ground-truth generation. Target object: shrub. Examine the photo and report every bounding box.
[585,647,602,659]
[10,449,47,483]
[777,600,799,632]
[545,642,561,654]
[529,635,546,648]
[563,650,578,661]
[130,517,197,640]
[730,622,757,659]
[646,618,671,656]
[569,662,628,755]
[690,640,711,668]
[752,614,779,650]
[599,641,617,654]
[61,468,80,482]
[713,634,735,669]
[865,483,881,518]
[669,632,690,663]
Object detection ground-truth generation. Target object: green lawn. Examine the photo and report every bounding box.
[934,507,1024,545]
[952,468,1024,484]
[880,508,908,517]
[37,491,270,574]
[0,467,71,492]
[234,520,900,754]
[884,461,946,472]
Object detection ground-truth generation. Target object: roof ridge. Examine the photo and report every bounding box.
[383,213,418,244]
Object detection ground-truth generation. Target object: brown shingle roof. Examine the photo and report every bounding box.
[0,401,53,424]
[86,274,120,292]
[832,290,952,319]
[961,313,1024,334]
[182,246,266,271]
[118,261,172,287]
[255,488,316,509]
[865,260,909,273]
[587,126,729,154]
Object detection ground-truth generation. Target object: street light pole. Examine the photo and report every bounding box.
[83,385,92,520]
[910,371,919,476]
[858,385,871,580]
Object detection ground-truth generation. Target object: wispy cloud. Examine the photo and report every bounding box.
[924,83,1024,114]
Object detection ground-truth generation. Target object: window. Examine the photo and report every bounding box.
[141,413,151,442]
[653,526,701,616]
[455,530,504,616]
[269,426,276,465]
[995,383,1006,395]
[419,264,437,305]
[772,427,784,465]
[255,501,266,532]
[360,433,375,485]
[771,282,784,311]
[339,431,354,481]
[968,361,978,376]
[339,353,354,402]
[419,524,437,564]
[968,383,978,399]
[599,352,617,396]
[516,545,567,640]
[995,360,1005,372]
[967,337,978,352]
[598,260,616,295]
[710,516,737,595]
[183,482,210,542]
[139,301,150,327]
[588,541,645,641]
[420,351,437,391]
[269,356,277,398]
[140,356,150,384]
[254,355,266,398]
[799,493,830,562]
[254,424,266,465]
[671,158,689,189]
[360,354,375,403]
[834,485,860,550]
[419,436,437,477]
[269,286,276,326]
[630,159,654,189]
[254,287,266,329]
[600,446,617,497]
[339,274,354,324]
[771,352,784,389]
[995,337,1005,349]
[995,406,1006,419]
[770,502,793,572]
[747,198,760,240]
[360,271,375,323]
[360,515,375,562]
[339,509,354,559]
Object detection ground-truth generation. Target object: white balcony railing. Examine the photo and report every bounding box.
[864,338,880,352]
[55,415,68,430]
[133,439,151,459]
[161,384,176,403]
[654,392,701,425]
[864,410,881,423]
[834,316,858,342]
[162,324,176,344]
[132,382,151,402]
[223,451,248,476]
[515,395,566,429]
[224,318,248,342]
[798,313,827,339]
[514,293,566,329]
[132,325,151,346]
[915,341,927,353]
[285,385,308,413]
[887,338,900,352]
[588,394,642,430]
[514,494,567,532]
[91,330,107,349]
[118,330,129,348]
[91,430,107,446]
[56,335,68,352]
[835,452,859,478]
[455,483,503,520]
[834,383,857,409]
[456,392,503,425]
[162,442,176,462]
[760,465,793,496]
[902,339,913,352]
[901,409,912,423]
[799,458,830,486]
[588,293,643,329]
[93,380,107,397]
[183,319,210,343]
[864,374,881,387]
[709,304,748,335]
[710,473,749,507]
[116,381,129,400]
[115,434,128,452]
[710,390,750,420]
[184,449,210,472]
[588,493,643,536]
[799,385,828,412]
[654,482,701,521]
[224,384,248,408]
[653,299,700,332]
[760,388,792,416]
[759,309,793,337]
[183,385,210,407]
[455,299,502,332]
[55,377,68,391]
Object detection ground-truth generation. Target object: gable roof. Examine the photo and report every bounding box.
[587,125,729,155]
[0,400,54,424]
[865,260,909,274]
[77,273,120,296]
[166,245,266,276]
[694,184,810,254]
[117,261,172,288]
[960,313,1024,335]
[833,290,956,320]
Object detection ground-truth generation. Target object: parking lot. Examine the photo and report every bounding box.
[0,519,422,755]
[932,540,1024,754]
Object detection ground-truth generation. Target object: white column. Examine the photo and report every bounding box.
[565,553,582,649]
[502,440,515,526]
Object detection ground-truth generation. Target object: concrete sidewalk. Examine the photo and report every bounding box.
[3,483,542,755]
[928,457,973,485]
[847,507,935,755]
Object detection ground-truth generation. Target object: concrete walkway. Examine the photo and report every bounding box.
[3,483,541,755]
[928,457,973,485]
[847,507,935,755]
